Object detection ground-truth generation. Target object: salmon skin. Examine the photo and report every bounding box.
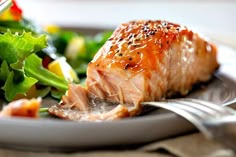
[49,20,219,120]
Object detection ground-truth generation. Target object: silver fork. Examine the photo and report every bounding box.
[0,0,12,15]
[141,98,236,151]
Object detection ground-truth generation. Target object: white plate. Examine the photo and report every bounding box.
[0,44,235,151]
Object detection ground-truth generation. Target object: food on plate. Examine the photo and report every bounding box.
[48,57,79,83]
[0,98,41,118]
[0,0,112,118]
[48,27,112,76]
[48,20,219,121]
[0,0,110,102]
[0,1,70,102]
[0,1,219,121]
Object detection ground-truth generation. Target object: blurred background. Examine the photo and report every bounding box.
[17,0,236,47]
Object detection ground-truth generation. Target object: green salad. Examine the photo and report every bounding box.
[0,1,112,103]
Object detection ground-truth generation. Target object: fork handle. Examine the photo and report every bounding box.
[204,115,236,151]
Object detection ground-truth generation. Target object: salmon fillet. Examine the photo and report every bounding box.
[49,20,219,121]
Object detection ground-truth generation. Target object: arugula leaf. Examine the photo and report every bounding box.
[25,54,68,92]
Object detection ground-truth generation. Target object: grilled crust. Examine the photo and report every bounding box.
[86,20,219,109]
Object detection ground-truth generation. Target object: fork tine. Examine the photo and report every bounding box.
[170,102,217,119]
[169,100,220,118]
[170,99,231,119]
[141,101,213,138]
[183,98,235,115]
[223,98,236,107]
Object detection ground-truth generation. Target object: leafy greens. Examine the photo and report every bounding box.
[0,31,68,101]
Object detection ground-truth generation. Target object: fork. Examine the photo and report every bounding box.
[0,0,12,15]
[141,98,236,151]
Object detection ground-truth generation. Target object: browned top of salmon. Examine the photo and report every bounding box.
[90,20,193,73]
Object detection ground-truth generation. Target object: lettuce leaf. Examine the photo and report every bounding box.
[0,31,46,69]
[25,54,68,92]
[2,72,37,101]
[0,61,11,82]
[0,31,68,101]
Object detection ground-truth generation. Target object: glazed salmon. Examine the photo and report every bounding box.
[49,20,219,120]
